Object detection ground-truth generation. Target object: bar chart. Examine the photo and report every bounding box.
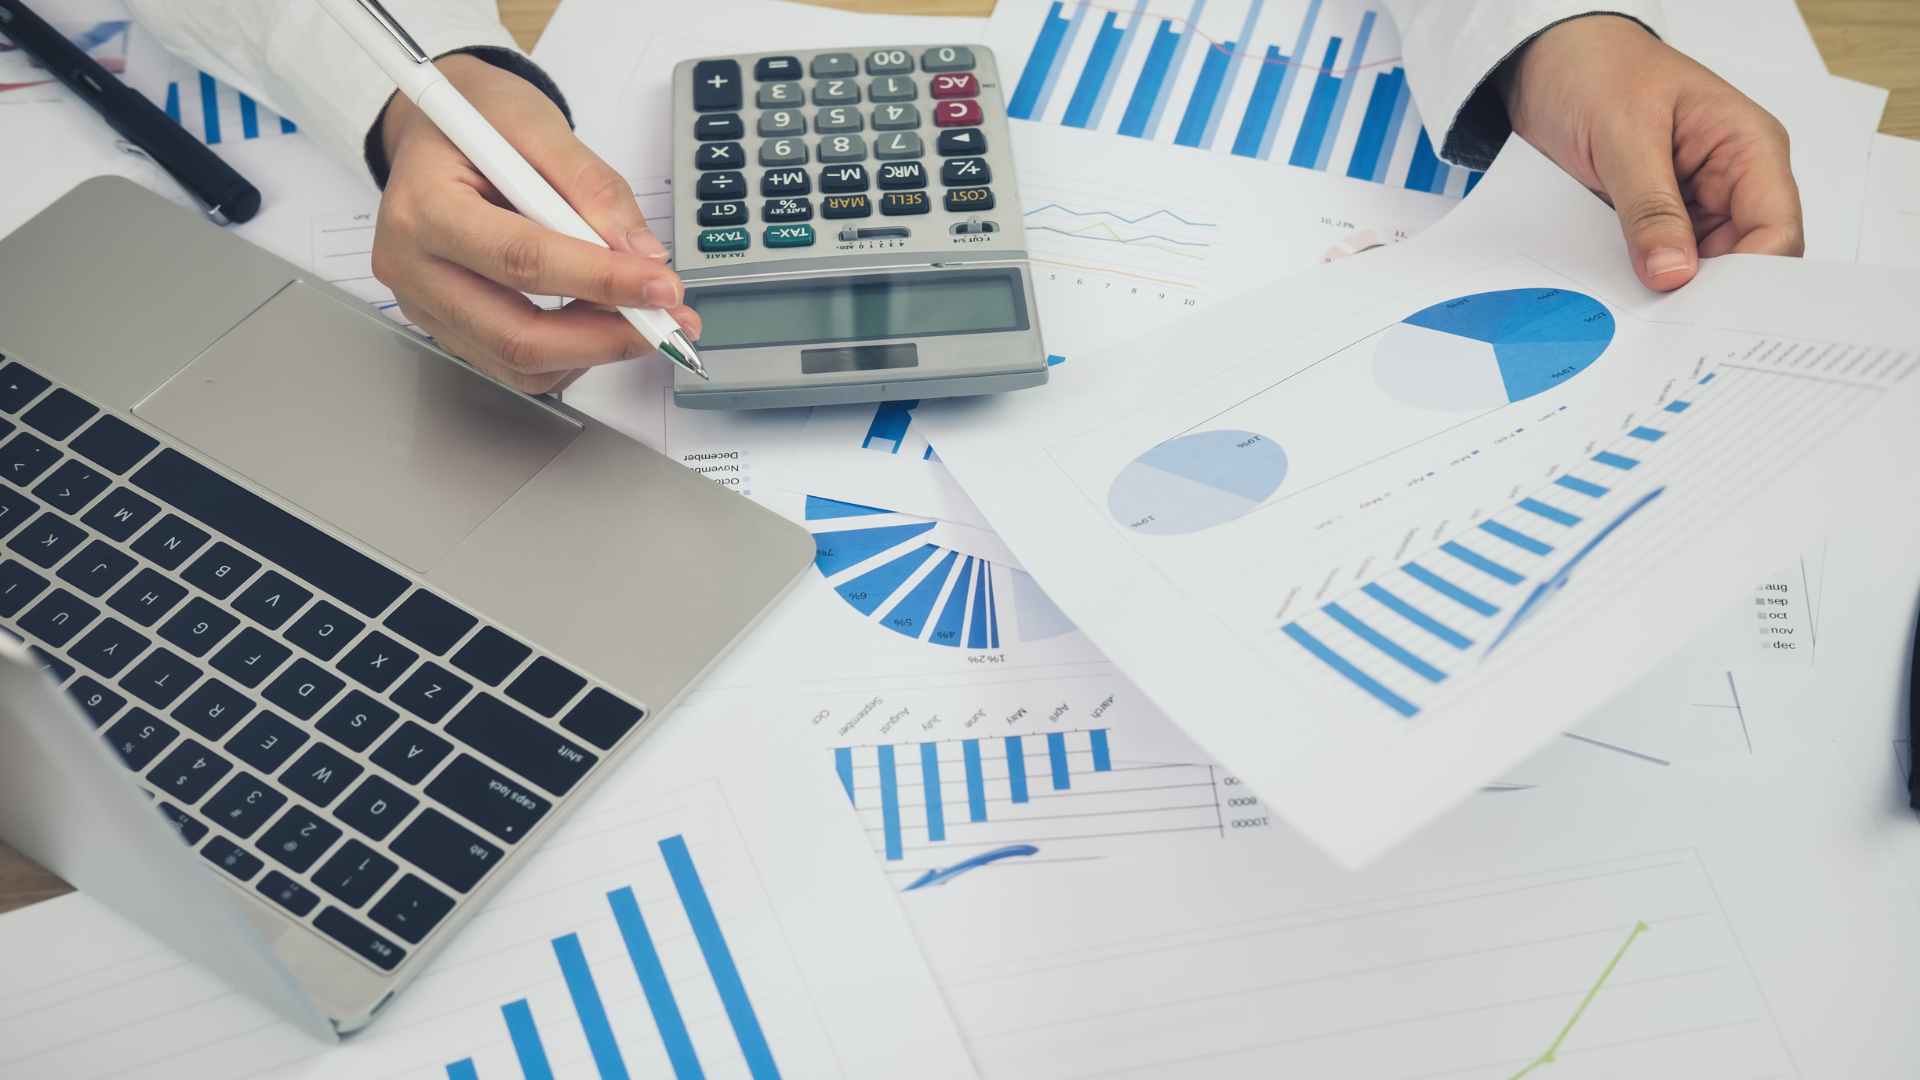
[994,0,1482,196]
[160,70,299,145]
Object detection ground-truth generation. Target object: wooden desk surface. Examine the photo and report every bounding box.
[0,0,1914,917]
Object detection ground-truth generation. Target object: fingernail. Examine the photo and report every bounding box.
[643,277,681,308]
[627,229,668,259]
[1645,247,1694,278]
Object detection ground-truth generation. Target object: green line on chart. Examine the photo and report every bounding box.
[1507,920,1650,1079]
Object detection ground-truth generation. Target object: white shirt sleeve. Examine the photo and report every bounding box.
[1382,1,1665,168]
[125,0,555,181]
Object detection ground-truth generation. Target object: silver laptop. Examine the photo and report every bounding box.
[0,179,812,1040]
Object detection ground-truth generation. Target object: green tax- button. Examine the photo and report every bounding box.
[697,228,750,252]
[764,224,815,248]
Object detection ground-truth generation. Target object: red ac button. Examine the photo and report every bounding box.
[931,73,979,99]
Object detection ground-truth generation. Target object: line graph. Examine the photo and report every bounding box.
[1025,199,1220,284]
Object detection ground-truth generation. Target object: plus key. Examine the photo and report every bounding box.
[691,59,742,111]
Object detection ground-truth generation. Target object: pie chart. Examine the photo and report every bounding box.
[1107,430,1288,536]
[1373,289,1614,411]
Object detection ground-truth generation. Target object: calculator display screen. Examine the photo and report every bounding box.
[688,269,1027,350]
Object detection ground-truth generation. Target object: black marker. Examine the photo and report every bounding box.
[0,0,260,223]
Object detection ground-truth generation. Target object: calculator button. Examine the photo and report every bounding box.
[934,100,984,127]
[755,82,803,107]
[809,52,857,77]
[868,75,917,102]
[931,72,979,98]
[820,165,870,193]
[755,142,804,169]
[753,55,802,81]
[764,223,816,248]
[822,194,873,219]
[693,113,743,140]
[814,106,862,133]
[878,161,927,190]
[762,197,813,223]
[880,191,930,216]
[697,201,748,226]
[872,103,919,130]
[812,78,859,105]
[695,171,746,200]
[937,128,985,155]
[757,109,805,136]
[818,134,867,164]
[694,142,745,170]
[941,157,991,185]
[875,131,924,160]
[760,168,811,196]
[691,60,742,111]
[697,228,751,253]
[944,186,996,212]
[921,45,976,72]
[865,48,913,75]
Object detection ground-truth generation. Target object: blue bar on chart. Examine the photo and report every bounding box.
[608,885,703,1079]
[198,71,222,145]
[1046,731,1071,789]
[239,92,259,139]
[446,1061,479,1080]
[1362,583,1474,649]
[1594,451,1641,470]
[1480,520,1554,556]
[1628,425,1667,442]
[1287,37,1344,168]
[1555,475,1610,498]
[1119,17,1182,137]
[834,747,854,803]
[962,739,988,822]
[661,835,779,1079]
[501,1000,557,1080]
[1517,498,1582,526]
[1090,729,1112,772]
[1312,11,1375,171]
[1404,562,1501,616]
[1255,0,1324,159]
[1199,0,1268,148]
[1323,602,1447,682]
[1282,623,1419,717]
[920,742,946,842]
[1006,735,1030,803]
[862,400,917,452]
[878,744,903,859]
[1347,67,1409,180]
[1406,128,1450,194]
[1009,1,1072,118]
[1441,540,1524,585]
[1173,38,1236,147]
[1665,400,1692,413]
[1063,10,1124,128]
[551,933,632,1080]
[1144,0,1206,138]
[1230,45,1289,157]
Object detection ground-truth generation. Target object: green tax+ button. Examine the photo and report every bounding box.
[697,228,751,253]
[764,224,816,248]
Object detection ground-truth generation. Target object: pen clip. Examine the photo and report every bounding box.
[349,0,430,64]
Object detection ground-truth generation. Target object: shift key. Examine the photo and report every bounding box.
[427,754,552,843]
[445,694,597,796]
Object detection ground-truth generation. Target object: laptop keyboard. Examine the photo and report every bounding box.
[0,356,650,974]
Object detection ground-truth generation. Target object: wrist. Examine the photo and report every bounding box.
[1499,15,1659,130]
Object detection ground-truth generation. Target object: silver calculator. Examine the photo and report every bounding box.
[670,45,1048,410]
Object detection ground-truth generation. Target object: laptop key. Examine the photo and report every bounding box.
[10,511,86,568]
[210,627,292,688]
[336,775,418,841]
[317,689,400,753]
[171,677,251,741]
[446,694,597,796]
[82,487,159,542]
[120,646,199,708]
[57,539,136,596]
[384,591,477,655]
[202,836,265,881]
[228,711,307,775]
[67,675,127,726]
[203,772,286,838]
[282,743,362,807]
[155,802,210,845]
[337,630,417,693]
[505,657,586,717]
[314,840,398,908]
[391,662,470,724]
[0,362,50,413]
[130,514,210,571]
[427,754,551,843]
[69,415,159,475]
[232,570,312,630]
[371,721,452,785]
[181,542,261,600]
[314,907,405,972]
[146,739,233,804]
[284,599,363,661]
[257,871,320,917]
[389,808,502,893]
[158,597,240,657]
[0,486,34,539]
[450,626,530,686]
[257,805,342,874]
[0,432,60,487]
[32,460,107,516]
[107,568,187,627]
[263,658,344,720]
[368,873,454,944]
[68,616,149,679]
[19,587,97,647]
[0,559,48,617]
[21,388,97,440]
[561,689,647,751]
[104,709,177,770]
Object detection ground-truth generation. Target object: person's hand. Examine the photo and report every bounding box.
[374,55,699,392]
[1501,15,1804,292]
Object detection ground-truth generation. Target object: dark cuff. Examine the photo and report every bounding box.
[362,46,575,188]
[1444,12,1659,171]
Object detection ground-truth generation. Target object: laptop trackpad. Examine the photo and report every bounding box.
[136,283,580,572]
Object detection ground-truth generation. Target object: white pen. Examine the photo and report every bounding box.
[317,0,707,380]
